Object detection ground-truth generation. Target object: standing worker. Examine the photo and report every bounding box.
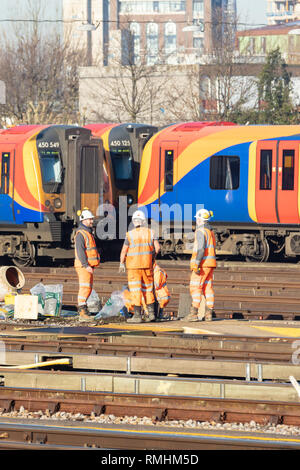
[187,208,216,322]
[75,208,100,321]
[119,209,160,323]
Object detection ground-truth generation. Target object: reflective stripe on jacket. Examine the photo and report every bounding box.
[74,228,100,268]
[190,227,216,270]
[125,226,155,269]
[154,264,170,304]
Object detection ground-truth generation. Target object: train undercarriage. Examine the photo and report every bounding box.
[158,223,300,262]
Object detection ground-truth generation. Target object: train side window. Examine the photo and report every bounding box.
[282,149,295,190]
[0,152,10,194]
[260,150,272,190]
[164,150,174,192]
[210,155,240,190]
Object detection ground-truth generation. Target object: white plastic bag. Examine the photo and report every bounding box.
[95,291,124,320]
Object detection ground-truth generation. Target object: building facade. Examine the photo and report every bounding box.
[63,0,237,66]
[267,0,300,24]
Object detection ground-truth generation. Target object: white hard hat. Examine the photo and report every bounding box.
[79,209,95,221]
[195,209,213,221]
[132,210,146,222]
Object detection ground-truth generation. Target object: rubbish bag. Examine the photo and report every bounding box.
[87,289,101,313]
[43,284,63,316]
[30,283,63,316]
[94,291,125,320]
[30,283,46,314]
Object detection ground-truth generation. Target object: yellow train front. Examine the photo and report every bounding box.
[0,125,103,266]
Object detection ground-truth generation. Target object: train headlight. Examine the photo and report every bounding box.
[127,194,134,205]
[45,200,51,207]
[54,198,62,209]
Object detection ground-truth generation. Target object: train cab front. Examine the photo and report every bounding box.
[107,123,158,210]
[34,126,103,262]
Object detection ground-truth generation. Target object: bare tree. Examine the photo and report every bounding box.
[86,23,168,124]
[0,0,87,126]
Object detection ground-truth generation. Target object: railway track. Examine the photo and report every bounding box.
[1,418,299,450]
[17,261,300,321]
[0,332,297,362]
[1,386,300,427]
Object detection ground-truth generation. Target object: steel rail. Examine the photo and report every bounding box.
[0,334,296,362]
[1,386,300,427]
[0,419,299,450]
[16,263,300,320]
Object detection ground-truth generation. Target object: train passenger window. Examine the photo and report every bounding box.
[210,155,239,190]
[0,152,10,194]
[164,150,174,191]
[260,150,272,190]
[282,150,295,190]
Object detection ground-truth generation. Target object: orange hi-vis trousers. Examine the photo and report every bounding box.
[190,267,215,310]
[76,266,94,306]
[127,268,155,307]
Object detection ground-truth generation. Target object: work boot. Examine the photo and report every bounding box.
[184,306,200,322]
[127,305,142,323]
[156,307,169,322]
[78,305,92,322]
[147,303,156,322]
[204,306,214,321]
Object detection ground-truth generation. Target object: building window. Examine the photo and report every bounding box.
[210,155,240,190]
[130,22,140,63]
[192,0,204,14]
[164,21,176,56]
[146,22,158,65]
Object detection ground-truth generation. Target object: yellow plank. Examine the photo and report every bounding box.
[252,326,300,338]
[94,323,183,332]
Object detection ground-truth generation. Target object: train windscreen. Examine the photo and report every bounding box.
[36,127,64,192]
[109,127,135,189]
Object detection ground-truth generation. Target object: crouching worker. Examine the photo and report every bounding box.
[119,209,160,323]
[187,208,216,322]
[75,208,100,321]
[153,262,170,321]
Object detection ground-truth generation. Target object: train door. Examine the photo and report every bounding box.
[255,140,300,224]
[80,143,103,216]
[276,141,300,224]
[65,131,103,221]
[0,147,15,222]
[255,140,278,223]
[158,141,178,221]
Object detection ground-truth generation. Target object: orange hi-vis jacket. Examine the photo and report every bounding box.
[153,264,170,308]
[190,226,216,271]
[74,228,100,268]
[125,226,155,269]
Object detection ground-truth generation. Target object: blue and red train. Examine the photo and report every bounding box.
[0,122,156,265]
[138,122,300,261]
[0,120,300,265]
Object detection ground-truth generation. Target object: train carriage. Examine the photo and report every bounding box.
[0,124,103,266]
[138,122,300,261]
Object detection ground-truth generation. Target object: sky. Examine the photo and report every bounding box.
[237,0,268,28]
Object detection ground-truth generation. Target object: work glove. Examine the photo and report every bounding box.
[119,263,126,274]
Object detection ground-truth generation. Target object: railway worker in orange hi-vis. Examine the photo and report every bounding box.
[119,209,161,323]
[74,208,100,321]
[187,208,216,322]
[153,262,170,321]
